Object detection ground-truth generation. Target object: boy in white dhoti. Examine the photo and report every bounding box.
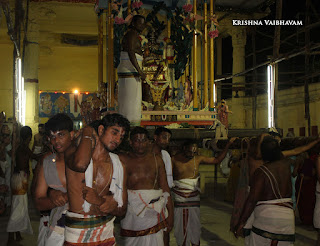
[33,114,73,245]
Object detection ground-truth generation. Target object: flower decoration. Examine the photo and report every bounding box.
[115,16,125,24]
[132,0,143,9]
[208,14,219,38]
[182,4,193,13]
[208,29,219,38]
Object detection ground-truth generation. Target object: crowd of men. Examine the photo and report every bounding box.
[2,112,236,246]
[1,111,320,246]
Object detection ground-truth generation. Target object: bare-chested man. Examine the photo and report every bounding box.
[234,136,295,245]
[64,113,130,245]
[117,14,146,126]
[172,137,236,246]
[152,127,173,246]
[33,114,73,245]
[230,132,320,232]
[119,127,174,246]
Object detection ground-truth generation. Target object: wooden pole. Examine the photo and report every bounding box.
[203,0,208,108]
[110,13,115,110]
[127,0,131,14]
[209,0,215,111]
[98,14,103,92]
[107,0,114,110]
[192,0,198,111]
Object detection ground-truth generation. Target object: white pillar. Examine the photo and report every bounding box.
[24,19,40,130]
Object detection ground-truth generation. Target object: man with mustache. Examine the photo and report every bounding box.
[119,127,174,246]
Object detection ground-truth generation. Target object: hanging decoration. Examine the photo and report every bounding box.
[208,14,219,38]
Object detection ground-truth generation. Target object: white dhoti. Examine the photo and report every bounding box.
[32,146,43,169]
[173,178,201,246]
[38,215,49,246]
[120,189,169,246]
[7,194,33,234]
[117,51,143,126]
[248,198,295,246]
[314,182,320,229]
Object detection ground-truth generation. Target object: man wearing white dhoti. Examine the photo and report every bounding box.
[33,114,73,246]
[119,127,174,246]
[172,138,236,246]
[65,113,130,245]
[152,127,174,246]
[7,126,35,244]
[234,136,295,245]
[117,15,146,126]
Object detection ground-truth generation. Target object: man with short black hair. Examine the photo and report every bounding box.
[153,127,173,246]
[172,137,236,246]
[234,136,295,245]
[33,113,74,245]
[120,126,173,246]
[64,113,130,245]
[118,14,146,126]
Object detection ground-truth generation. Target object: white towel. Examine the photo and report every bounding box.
[83,153,124,211]
[161,150,174,188]
[109,152,124,208]
[83,159,93,213]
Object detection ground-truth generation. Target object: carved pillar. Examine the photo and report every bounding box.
[230,27,247,128]
[231,26,246,98]
[24,18,40,130]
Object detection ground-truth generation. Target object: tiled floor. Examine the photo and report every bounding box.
[0,196,317,245]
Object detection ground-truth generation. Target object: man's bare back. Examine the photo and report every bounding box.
[253,159,292,201]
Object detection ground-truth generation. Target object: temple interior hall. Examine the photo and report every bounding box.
[1,0,320,245]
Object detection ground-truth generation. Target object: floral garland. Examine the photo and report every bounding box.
[145,78,169,92]
[208,14,219,39]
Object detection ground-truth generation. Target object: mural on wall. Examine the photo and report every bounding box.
[39,92,100,123]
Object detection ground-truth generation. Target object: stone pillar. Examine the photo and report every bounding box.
[230,27,247,128]
[231,26,246,98]
[24,18,40,131]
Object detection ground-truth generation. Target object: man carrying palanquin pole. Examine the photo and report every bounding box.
[172,137,236,246]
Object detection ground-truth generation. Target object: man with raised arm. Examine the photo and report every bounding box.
[64,113,130,246]
[33,113,73,245]
[172,137,237,246]
[119,127,174,246]
[234,136,295,245]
